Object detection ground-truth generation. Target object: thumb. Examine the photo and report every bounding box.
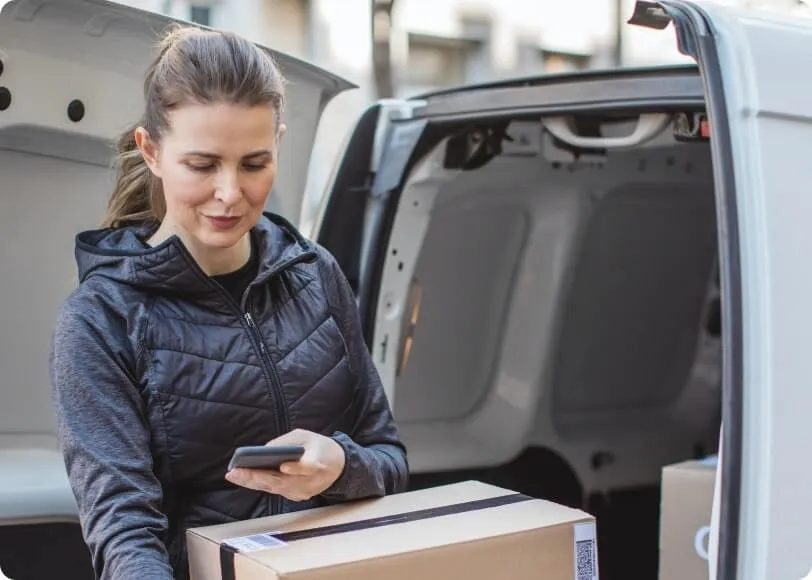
[279,442,319,475]
[298,442,319,466]
[267,428,309,446]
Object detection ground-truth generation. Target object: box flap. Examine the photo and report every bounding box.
[190,481,507,543]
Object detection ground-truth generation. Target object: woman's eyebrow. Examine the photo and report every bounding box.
[243,149,273,159]
[183,149,273,159]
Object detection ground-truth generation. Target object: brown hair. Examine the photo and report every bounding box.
[102,25,286,228]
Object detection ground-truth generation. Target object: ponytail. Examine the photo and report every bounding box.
[101,123,165,228]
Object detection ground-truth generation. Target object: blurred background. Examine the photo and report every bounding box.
[13,0,810,232]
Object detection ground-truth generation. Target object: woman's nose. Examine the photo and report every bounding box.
[214,170,243,205]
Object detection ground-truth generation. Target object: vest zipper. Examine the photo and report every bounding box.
[243,311,287,517]
[243,311,290,434]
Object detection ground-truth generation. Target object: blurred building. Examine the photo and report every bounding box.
[83,0,810,229]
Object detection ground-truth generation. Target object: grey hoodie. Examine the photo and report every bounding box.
[50,213,408,580]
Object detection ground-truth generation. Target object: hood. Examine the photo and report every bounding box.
[75,213,318,295]
[0,0,356,226]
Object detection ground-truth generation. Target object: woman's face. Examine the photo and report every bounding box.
[136,102,285,250]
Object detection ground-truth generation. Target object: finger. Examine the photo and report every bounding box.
[298,442,327,468]
[225,468,254,488]
[225,467,284,493]
[274,477,319,502]
[261,472,317,502]
[278,459,319,476]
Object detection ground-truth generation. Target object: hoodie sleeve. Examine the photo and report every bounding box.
[50,296,174,580]
[315,248,410,501]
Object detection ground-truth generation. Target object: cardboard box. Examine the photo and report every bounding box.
[659,456,718,580]
[187,480,599,580]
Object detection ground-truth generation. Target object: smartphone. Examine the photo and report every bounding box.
[228,445,305,471]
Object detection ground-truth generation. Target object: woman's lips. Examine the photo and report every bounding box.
[206,216,241,230]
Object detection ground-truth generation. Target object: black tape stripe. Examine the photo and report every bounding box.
[220,542,238,580]
[218,492,532,576]
[275,492,532,542]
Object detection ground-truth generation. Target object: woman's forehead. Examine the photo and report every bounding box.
[163,102,278,152]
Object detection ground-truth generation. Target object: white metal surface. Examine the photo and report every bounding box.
[672,2,812,578]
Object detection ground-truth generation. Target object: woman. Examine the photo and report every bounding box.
[49,25,408,580]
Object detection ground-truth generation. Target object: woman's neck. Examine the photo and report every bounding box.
[148,223,251,276]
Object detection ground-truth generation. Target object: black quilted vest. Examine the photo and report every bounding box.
[74,214,364,577]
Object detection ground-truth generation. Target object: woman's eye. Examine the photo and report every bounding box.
[243,164,268,172]
[188,164,215,173]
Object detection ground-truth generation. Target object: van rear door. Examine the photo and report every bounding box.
[633,2,812,578]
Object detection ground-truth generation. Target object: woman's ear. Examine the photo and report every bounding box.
[134,127,162,178]
[277,123,287,142]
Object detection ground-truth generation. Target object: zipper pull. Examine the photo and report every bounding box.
[245,313,267,354]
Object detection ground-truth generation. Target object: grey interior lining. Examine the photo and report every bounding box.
[551,182,718,417]
[393,133,719,442]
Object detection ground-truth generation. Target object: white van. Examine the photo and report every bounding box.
[0,0,808,578]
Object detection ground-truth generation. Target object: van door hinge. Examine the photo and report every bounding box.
[627,0,672,29]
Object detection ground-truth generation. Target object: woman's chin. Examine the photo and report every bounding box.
[196,226,248,250]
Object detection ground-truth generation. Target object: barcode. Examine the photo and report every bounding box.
[576,539,596,580]
[223,532,287,552]
[573,521,598,580]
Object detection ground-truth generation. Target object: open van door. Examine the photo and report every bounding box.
[0,0,354,577]
[632,2,812,578]
[313,98,426,377]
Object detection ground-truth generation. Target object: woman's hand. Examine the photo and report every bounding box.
[225,429,346,502]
